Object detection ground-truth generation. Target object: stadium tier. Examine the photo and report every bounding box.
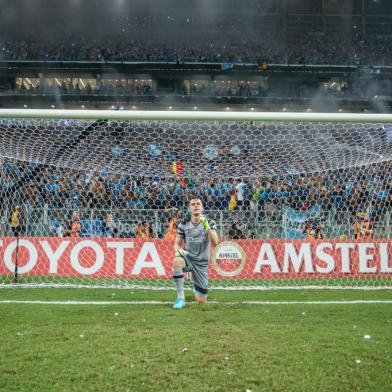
[1,34,391,65]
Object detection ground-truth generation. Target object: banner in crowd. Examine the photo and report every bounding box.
[282,205,321,239]
[0,237,391,279]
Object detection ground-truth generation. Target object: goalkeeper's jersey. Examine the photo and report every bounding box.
[177,219,217,263]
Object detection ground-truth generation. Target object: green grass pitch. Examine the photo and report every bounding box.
[0,288,391,392]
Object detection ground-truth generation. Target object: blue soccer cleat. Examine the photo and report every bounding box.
[173,298,186,309]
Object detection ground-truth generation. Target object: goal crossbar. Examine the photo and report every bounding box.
[1,109,392,122]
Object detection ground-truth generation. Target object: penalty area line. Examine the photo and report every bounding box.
[0,300,392,305]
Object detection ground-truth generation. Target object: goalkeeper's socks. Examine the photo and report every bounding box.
[173,270,185,299]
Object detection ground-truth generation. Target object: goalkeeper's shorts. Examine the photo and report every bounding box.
[182,255,209,296]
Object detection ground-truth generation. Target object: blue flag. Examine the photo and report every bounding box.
[282,205,321,239]
[220,63,233,71]
[147,144,163,158]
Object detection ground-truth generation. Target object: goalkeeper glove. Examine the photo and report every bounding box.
[175,249,189,258]
[199,215,210,232]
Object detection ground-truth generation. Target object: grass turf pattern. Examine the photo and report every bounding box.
[0,289,391,392]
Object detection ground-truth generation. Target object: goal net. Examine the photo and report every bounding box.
[0,109,391,289]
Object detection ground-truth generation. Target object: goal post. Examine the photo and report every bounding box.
[0,109,391,289]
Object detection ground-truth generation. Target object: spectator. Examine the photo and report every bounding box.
[228,216,246,239]
[165,207,181,240]
[235,179,246,209]
[70,212,82,238]
[10,205,21,236]
[352,211,373,240]
[301,217,324,240]
[104,213,118,238]
[56,220,67,237]
[133,221,152,239]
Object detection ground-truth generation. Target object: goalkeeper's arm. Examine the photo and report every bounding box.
[174,236,188,258]
[200,215,219,247]
[208,228,219,247]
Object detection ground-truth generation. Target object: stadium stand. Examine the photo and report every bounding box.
[0,33,391,65]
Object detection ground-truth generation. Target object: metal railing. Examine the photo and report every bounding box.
[1,205,390,240]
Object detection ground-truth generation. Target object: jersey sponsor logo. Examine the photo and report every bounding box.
[212,241,246,277]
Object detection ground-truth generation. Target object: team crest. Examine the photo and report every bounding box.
[192,228,200,236]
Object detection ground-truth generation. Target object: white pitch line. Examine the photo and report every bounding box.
[1,284,392,290]
[0,300,391,305]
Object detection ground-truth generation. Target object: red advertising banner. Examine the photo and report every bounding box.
[0,237,391,279]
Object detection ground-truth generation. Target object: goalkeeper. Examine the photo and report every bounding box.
[172,197,219,309]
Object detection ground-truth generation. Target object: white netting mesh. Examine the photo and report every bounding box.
[0,111,391,288]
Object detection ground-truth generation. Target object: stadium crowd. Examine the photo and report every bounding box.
[1,159,391,223]
[0,32,391,65]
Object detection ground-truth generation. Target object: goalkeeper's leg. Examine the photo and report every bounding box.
[191,265,208,304]
[172,256,186,308]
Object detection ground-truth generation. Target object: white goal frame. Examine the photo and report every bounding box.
[0,109,391,290]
